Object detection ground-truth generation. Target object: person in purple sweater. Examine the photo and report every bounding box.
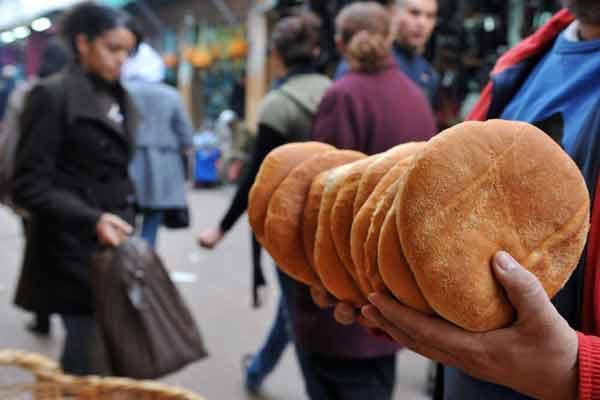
[312,1,437,153]
[300,2,437,399]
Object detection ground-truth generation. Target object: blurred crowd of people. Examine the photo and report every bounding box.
[0,0,598,399]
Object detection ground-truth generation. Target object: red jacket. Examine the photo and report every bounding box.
[467,9,600,399]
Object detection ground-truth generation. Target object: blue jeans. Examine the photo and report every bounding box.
[140,210,163,248]
[245,269,295,388]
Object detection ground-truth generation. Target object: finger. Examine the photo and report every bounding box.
[334,302,356,325]
[368,292,481,356]
[492,251,554,323]
[107,215,134,235]
[100,229,120,247]
[362,305,462,368]
[362,304,414,345]
[310,285,336,308]
[197,236,213,249]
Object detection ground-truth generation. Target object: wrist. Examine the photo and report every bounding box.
[537,328,579,400]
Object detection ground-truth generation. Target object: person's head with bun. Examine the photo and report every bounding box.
[270,12,322,75]
[60,1,142,82]
[335,2,393,74]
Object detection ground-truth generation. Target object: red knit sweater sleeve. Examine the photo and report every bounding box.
[578,332,600,400]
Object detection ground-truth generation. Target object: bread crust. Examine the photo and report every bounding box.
[248,142,334,244]
[397,120,590,331]
[265,149,364,284]
[377,169,433,313]
[314,163,368,305]
[363,157,419,296]
[330,155,382,290]
[351,157,418,296]
[354,142,426,216]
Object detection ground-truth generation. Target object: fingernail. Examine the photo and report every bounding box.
[495,251,516,271]
[368,293,378,303]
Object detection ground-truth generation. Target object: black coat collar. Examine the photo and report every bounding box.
[62,64,139,147]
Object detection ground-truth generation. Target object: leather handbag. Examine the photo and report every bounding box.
[91,237,207,379]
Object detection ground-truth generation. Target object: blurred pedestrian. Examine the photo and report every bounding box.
[314,1,436,151]
[123,42,194,249]
[335,0,439,106]
[302,3,437,399]
[197,12,330,395]
[11,2,140,375]
[0,39,70,337]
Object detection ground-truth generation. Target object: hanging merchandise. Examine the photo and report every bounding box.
[227,26,248,60]
[190,23,214,70]
[161,30,178,72]
[189,22,247,122]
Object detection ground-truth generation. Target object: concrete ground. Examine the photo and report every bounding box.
[0,186,432,400]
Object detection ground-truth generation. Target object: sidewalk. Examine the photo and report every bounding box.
[0,187,432,400]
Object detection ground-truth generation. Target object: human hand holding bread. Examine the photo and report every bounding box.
[362,251,579,400]
[247,119,589,394]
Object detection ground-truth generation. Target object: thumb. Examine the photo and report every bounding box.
[492,251,551,322]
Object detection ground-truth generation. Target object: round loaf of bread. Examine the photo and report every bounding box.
[351,157,420,297]
[314,163,368,306]
[354,142,426,216]
[377,168,433,314]
[364,157,415,296]
[265,149,364,285]
[397,119,590,332]
[248,142,334,244]
[330,155,382,288]
[303,170,329,272]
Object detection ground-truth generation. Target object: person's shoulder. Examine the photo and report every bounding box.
[327,73,363,94]
[35,72,66,93]
[260,88,289,110]
[27,73,66,105]
[154,82,181,101]
[257,89,293,131]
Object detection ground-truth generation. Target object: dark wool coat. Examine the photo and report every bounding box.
[12,65,138,315]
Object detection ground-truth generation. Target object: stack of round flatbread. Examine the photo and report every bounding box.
[248,120,590,332]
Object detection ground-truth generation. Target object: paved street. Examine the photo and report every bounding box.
[0,186,431,400]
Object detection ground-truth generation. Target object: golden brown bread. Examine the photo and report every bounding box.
[397,119,590,332]
[265,149,364,285]
[377,170,433,313]
[303,171,329,273]
[353,142,426,216]
[363,158,414,296]
[351,158,417,297]
[330,155,382,287]
[248,142,334,244]
[314,163,368,306]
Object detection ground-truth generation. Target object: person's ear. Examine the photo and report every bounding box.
[75,33,90,57]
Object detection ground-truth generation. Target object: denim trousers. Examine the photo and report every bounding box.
[246,268,294,384]
[140,210,163,248]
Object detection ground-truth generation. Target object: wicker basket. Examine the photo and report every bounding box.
[0,350,205,400]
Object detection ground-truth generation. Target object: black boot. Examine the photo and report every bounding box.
[26,313,51,336]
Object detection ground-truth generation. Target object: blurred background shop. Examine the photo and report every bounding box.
[0,0,563,183]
